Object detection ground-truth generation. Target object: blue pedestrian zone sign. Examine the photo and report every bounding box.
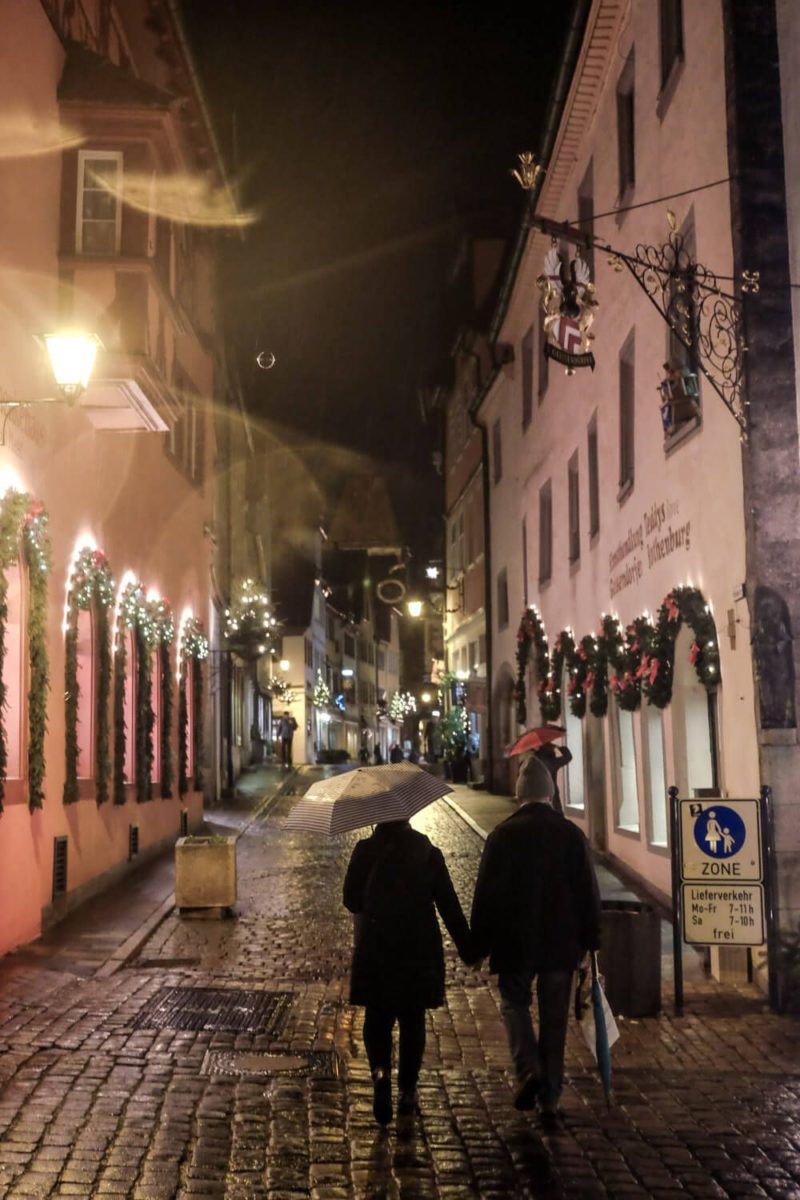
[680,799,762,883]
[692,805,746,860]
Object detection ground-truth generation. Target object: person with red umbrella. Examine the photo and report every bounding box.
[507,725,572,815]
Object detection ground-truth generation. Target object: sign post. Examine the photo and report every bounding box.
[670,789,772,1013]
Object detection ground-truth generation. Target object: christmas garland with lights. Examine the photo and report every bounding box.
[63,548,114,805]
[224,577,278,650]
[512,587,720,730]
[178,617,208,795]
[0,493,51,811]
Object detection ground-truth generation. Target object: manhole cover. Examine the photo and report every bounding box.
[129,987,292,1033]
[201,1049,337,1079]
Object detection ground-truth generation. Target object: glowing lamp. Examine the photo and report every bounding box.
[279,658,290,671]
[42,333,101,402]
[406,599,423,619]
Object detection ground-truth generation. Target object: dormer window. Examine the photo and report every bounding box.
[76,150,122,255]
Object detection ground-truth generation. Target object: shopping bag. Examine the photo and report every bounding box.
[575,966,620,1061]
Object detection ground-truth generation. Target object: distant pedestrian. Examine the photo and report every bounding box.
[389,743,403,764]
[343,820,475,1125]
[373,745,384,765]
[470,754,601,1129]
[276,710,297,768]
[535,741,573,815]
[359,745,370,765]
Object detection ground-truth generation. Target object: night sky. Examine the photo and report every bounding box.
[184,1,569,555]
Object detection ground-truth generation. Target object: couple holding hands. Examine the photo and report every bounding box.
[343,754,602,1129]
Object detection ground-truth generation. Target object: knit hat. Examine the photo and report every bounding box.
[515,754,555,802]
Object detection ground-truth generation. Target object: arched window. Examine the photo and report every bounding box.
[612,698,640,833]
[151,646,161,785]
[4,560,24,784]
[75,607,94,781]
[562,666,585,811]
[671,623,719,798]
[185,658,195,781]
[123,629,135,786]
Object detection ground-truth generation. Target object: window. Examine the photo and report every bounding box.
[619,333,635,495]
[478,634,487,665]
[76,150,122,255]
[496,568,509,631]
[587,414,600,537]
[538,480,552,584]
[563,670,585,811]
[304,637,312,668]
[537,318,549,402]
[577,161,594,280]
[343,633,355,658]
[614,702,640,832]
[151,648,161,785]
[167,372,205,487]
[660,0,684,89]
[469,641,478,670]
[4,563,23,781]
[521,515,528,606]
[492,418,502,484]
[616,54,635,197]
[521,327,534,428]
[644,705,668,846]
[567,451,580,564]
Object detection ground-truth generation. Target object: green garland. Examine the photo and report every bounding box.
[0,495,52,812]
[63,547,114,805]
[160,636,174,798]
[113,625,127,804]
[178,616,208,796]
[512,587,720,730]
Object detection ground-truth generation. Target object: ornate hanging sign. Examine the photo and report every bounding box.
[537,245,597,373]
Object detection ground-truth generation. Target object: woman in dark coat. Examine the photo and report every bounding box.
[343,819,473,1124]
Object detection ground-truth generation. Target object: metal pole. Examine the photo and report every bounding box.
[760,785,780,1012]
[668,785,684,1015]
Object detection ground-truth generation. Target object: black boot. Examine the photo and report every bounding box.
[372,1068,392,1125]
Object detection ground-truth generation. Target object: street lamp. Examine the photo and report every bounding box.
[279,658,290,671]
[421,691,432,704]
[406,598,423,619]
[41,333,101,402]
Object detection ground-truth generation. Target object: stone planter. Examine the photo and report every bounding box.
[175,835,237,915]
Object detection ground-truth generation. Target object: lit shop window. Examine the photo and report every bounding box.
[76,150,122,255]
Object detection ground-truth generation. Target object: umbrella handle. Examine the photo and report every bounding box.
[590,950,600,981]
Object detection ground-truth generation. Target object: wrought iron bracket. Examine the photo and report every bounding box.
[528,212,752,441]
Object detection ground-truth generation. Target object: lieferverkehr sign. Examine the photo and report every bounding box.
[679,799,765,947]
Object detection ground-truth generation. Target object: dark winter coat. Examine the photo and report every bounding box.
[471,801,602,975]
[343,821,472,1010]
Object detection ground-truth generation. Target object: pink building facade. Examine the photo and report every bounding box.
[0,0,225,955]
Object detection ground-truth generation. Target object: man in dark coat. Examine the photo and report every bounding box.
[471,754,601,1126]
[343,819,473,1124]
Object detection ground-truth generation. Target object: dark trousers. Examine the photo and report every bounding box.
[362,1005,426,1091]
[498,969,573,1111]
[280,737,292,766]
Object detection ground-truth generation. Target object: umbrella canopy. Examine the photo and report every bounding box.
[591,952,613,1106]
[283,763,453,835]
[506,726,566,758]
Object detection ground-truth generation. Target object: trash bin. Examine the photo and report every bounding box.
[598,899,662,1017]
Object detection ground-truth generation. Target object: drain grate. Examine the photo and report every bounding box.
[129,987,293,1033]
[201,1049,337,1079]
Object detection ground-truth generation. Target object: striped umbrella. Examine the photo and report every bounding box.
[283,764,453,835]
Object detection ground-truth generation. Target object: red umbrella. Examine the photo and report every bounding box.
[506,726,566,758]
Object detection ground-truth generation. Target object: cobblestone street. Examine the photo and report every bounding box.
[1,772,800,1199]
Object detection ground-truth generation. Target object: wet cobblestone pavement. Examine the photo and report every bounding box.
[1,772,800,1198]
